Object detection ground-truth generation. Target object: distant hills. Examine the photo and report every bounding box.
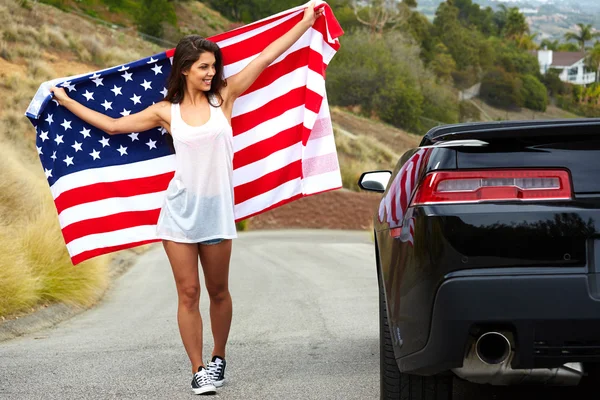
[417,0,600,40]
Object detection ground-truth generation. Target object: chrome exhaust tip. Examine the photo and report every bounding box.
[475,332,511,365]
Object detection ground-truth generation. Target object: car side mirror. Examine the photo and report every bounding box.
[358,170,392,193]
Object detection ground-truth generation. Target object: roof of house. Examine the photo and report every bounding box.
[551,51,586,66]
[531,50,586,67]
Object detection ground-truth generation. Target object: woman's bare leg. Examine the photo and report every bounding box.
[198,239,233,359]
[163,240,205,374]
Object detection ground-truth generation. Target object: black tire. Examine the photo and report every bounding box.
[378,271,453,400]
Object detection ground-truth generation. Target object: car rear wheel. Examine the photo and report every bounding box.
[378,271,453,400]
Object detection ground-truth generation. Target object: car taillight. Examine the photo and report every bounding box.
[411,169,572,205]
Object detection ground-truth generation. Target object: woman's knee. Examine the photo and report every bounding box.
[178,284,201,309]
[206,284,229,303]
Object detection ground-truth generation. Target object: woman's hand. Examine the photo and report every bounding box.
[302,1,324,26]
[50,86,70,106]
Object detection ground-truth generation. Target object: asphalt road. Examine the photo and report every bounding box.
[0,230,380,400]
[1,229,597,400]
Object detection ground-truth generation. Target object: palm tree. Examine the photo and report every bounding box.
[539,39,559,51]
[564,23,600,52]
[517,33,538,50]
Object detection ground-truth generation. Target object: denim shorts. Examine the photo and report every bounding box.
[199,238,224,246]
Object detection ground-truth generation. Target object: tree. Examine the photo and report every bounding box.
[540,39,560,51]
[502,7,529,40]
[135,0,176,38]
[352,0,417,36]
[564,23,600,52]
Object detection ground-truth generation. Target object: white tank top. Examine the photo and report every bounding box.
[155,97,237,242]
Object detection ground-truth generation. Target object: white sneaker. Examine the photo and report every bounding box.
[191,367,216,395]
[206,356,226,387]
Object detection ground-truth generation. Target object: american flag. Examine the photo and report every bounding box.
[378,148,431,245]
[25,2,343,265]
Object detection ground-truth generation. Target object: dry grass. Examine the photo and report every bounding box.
[0,143,109,317]
[0,0,167,318]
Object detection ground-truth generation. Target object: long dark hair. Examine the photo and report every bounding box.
[163,35,227,151]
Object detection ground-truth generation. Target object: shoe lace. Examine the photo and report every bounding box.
[207,361,223,380]
[194,370,213,387]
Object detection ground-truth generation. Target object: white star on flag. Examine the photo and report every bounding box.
[161,87,168,97]
[99,137,110,147]
[54,134,64,145]
[118,65,129,71]
[110,85,123,96]
[44,168,52,178]
[128,132,139,141]
[120,109,131,116]
[72,141,83,152]
[90,73,101,79]
[62,81,76,92]
[60,119,72,130]
[63,155,74,166]
[151,64,163,75]
[51,151,57,161]
[147,57,158,64]
[130,94,142,105]
[45,114,53,125]
[92,77,104,87]
[90,149,101,160]
[122,71,133,82]
[101,100,113,110]
[117,145,128,156]
[36,146,43,155]
[141,80,152,91]
[146,139,157,150]
[80,127,91,138]
[83,90,94,101]
[39,130,49,142]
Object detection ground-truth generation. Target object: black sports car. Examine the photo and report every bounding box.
[358,119,600,399]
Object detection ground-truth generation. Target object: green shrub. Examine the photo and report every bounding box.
[520,74,548,112]
[480,67,522,109]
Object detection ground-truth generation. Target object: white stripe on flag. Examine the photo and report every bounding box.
[58,191,167,228]
[66,225,160,258]
[302,170,342,195]
[302,135,337,159]
[233,105,305,152]
[223,28,333,78]
[233,142,302,187]
[216,10,303,49]
[50,155,175,200]
[234,178,302,219]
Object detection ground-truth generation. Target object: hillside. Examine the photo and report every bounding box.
[417,0,600,40]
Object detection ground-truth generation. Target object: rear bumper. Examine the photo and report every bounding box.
[398,273,600,375]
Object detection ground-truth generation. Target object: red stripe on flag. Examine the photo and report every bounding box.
[233,124,303,169]
[71,239,160,266]
[242,48,325,96]
[232,86,306,136]
[234,161,302,204]
[234,184,343,223]
[209,10,299,43]
[54,173,174,214]
[219,15,302,65]
[62,209,162,245]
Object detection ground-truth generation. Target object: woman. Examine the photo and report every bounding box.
[50,2,324,395]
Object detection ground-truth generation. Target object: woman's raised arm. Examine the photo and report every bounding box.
[223,1,323,103]
[50,86,168,135]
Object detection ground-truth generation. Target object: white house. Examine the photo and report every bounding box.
[534,49,595,85]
